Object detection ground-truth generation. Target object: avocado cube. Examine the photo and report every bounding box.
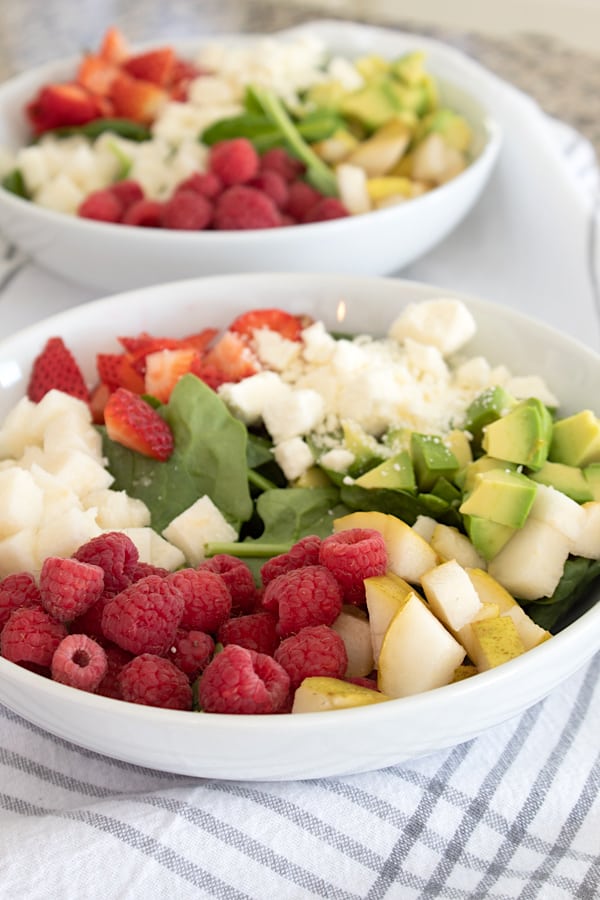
[459,468,537,528]
[583,463,600,500]
[463,386,516,447]
[382,426,412,453]
[341,420,384,475]
[341,84,398,131]
[444,429,473,471]
[416,108,473,152]
[354,451,416,492]
[481,398,553,470]
[463,514,516,561]
[355,54,391,81]
[387,81,429,116]
[410,432,459,491]
[529,460,594,503]
[550,409,600,467]
[391,51,426,86]
[457,455,517,494]
[429,476,462,504]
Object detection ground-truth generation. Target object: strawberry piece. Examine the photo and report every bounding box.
[77,54,120,95]
[179,328,218,353]
[104,388,174,461]
[98,25,130,64]
[169,58,205,100]
[144,347,199,403]
[116,354,146,393]
[96,352,126,391]
[26,82,101,134]
[109,71,167,124]
[123,48,176,87]
[192,331,260,388]
[27,336,90,403]
[229,308,305,342]
[89,382,112,424]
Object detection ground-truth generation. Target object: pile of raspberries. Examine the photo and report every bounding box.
[78,139,349,231]
[0,527,387,715]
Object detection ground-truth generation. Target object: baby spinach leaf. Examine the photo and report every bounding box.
[47,117,151,141]
[252,486,348,544]
[524,556,600,632]
[340,484,450,525]
[2,169,29,199]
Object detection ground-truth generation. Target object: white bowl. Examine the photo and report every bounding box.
[0,272,598,780]
[0,32,502,292]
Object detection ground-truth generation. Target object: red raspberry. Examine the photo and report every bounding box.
[213,185,281,230]
[122,199,163,227]
[0,572,41,629]
[170,628,214,679]
[101,575,184,656]
[303,197,349,223]
[96,644,133,699]
[217,611,279,656]
[248,170,288,209]
[1,606,67,669]
[198,644,290,714]
[274,624,348,690]
[209,137,259,185]
[51,633,108,692]
[73,531,139,594]
[109,179,144,210]
[119,653,193,710]
[166,568,232,633]
[70,591,114,640]
[78,188,123,222]
[176,171,223,199]
[160,190,213,230]
[263,565,343,638]
[260,147,305,182]
[199,554,259,614]
[260,535,322,589]
[319,528,388,606]
[284,180,321,220]
[39,556,104,623]
[128,562,170,582]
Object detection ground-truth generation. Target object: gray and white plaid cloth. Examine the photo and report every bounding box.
[0,84,599,900]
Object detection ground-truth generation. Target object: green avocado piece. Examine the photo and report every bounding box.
[386,81,429,116]
[529,460,593,503]
[550,410,600,467]
[459,468,538,528]
[382,426,412,453]
[583,462,600,500]
[463,515,517,561]
[463,386,516,448]
[481,397,553,470]
[416,108,473,152]
[429,476,462,504]
[410,432,459,492]
[457,455,518,493]
[341,420,384,475]
[305,80,347,112]
[391,51,427,86]
[354,450,416,492]
[340,84,399,131]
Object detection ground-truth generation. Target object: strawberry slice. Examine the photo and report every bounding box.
[89,382,112,424]
[192,331,261,389]
[104,388,174,461]
[96,352,125,392]
[27,337,90,403]
[144,347,199,403]
[77,54,120,95]
[109,72,167,124]
[228,308,307,342]
[26,83,102,133]
[98,26,130,64]
[123,48,176,87]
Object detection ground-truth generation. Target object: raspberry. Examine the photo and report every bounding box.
[70,592,114,640]
[78,188,123,222]
[73,531,139,594]
[166,568,232,633]
[0,572,41,629]
[199,554,259,614]
[51,633,108,692]
[319,528,388,605]
[213,185,281,230]
[284,180,321,221]
[176,171,223,199]
[303,197,349,223]
[260,147,305,182]
[170,628,214,679]
[209,138,259,186]
[96,644,133,699]
[217,611,279,656]
[274,624,348,690]
[248,170,288,209]
[160,190,213,230]
[119,653,193,710]
[101,575,184,656]
[262,565,343,638]
[260,535,322,589]
[39,556,104,623]
[1,606,67,669]
[128,562,170,582]
[109,179,144,210]
[122,198,163,227]
[198,644,290,714]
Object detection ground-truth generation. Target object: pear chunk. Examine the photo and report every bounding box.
[487,517,570,601]
[365,573,413,666]
[331,606,374,677]
[421,559,483,631]
[468,616,526,671]
[292,677,389,713]
[465,567,550,649]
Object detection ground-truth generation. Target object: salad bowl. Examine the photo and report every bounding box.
[0,28,501,292]
[0,272,599,780]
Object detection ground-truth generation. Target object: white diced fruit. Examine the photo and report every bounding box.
[569,501,600,559]
[83,489,151,529]
[0,529,38,578]
[388,298,477,356]
[0,397,41,458]
[331,606,374,677]
[43,413,102,458]
[488,517,571,601]
[148,531,186,571]
[117,528,154,563]
[35,387,91,430]
[34,172,85,214]
[29,464,82,523]
[412,515,438,543]
[41,449,114,495]
[336,163,371,214]
[0,467,44,536]
[430,523,487,570]
[273,437,314,481]
[218,371,283,425]
[35,507,102,563]
[421,559,483,631]
[162,495,237,566]
[528,483,586,542]
[262,386,325,443]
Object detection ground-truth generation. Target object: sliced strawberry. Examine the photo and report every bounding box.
[89,382,111,424]
[192,331,260,388]
[76,54,120,95]
[228,308,307,342]
[26,83,102,133]
[104,388,174,461]
[123,48,176,87]
[144,347,199,403]
[109,72,167,124]
[116,354,146,393]
[98,26,130,64]
[96,352,125,391]
[180,328,219,353]
[27,337,90,403]
[169,59,205,100]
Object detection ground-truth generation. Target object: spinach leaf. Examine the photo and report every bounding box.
[340,484,452,525]
[524,556,600,631]
[46,117,151,141]
[102,374,253,533]
[253,486,348,544]
[2,169,29,199]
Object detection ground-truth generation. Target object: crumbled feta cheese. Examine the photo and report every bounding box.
[403,338,449,380]
[389,298,477,356]
[453,356,492,390]
[252,329,302,371]
[319,448,356,472]
[218,371,283,425]
[262,385,325,443]
[505,375,559,408]
[301,321,337,364]
[273,437,314,481]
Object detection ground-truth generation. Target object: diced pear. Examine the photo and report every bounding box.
[117,527,154,563]
[32,388,92,433]
[452,664,478,682]
[411,514,437,543]
[162,495,238,566]
[40,449,114,495]
[421,558,483,631]
[0,396,40,458]
[29,464,82,524]
[367,175,413,202]
[331,605,374,677]
[569,501,600,559]
[377,591,466,697]
[456,601,501,660]
[335,163,371,214]
[334,509,391,535]
[35,507,102,562]
[527,483,586,542]
[0,528,38,578]
[43,411,102,458]
[345,119,411,176]
[429,523,486,569]
[384,515,438,583]
[465,567,550,649]
[0,467,44,536]
[487,517,571,601]
[365,572,414,666]
[468,616,526,671]
[148,530,186,571]
[292,677,389,713]
[83,489,151,529]
[411,132,466,184]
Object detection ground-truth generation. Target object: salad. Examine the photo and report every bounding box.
[1,298,599,715]
[0,26,476,230]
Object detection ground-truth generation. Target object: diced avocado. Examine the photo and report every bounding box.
[429,476,462,504]
[583,462,600,500]
[354,54,391,80]
[410,432,459,491]
[463,515,517,561]
[382,426,412,453]
[529,460,594,503]
[294,466,333,488]
[306,80,347,112]
[387,81,429,116]
[457,455,518,493]
[481,397,553,470]
[341,420,384,474]
[550,409,600,467]
[459,468,537,528]
[444,429,473,471]
[391,51,427,86]
[341,84,399,131]
[354,450,416,492]
[416,108,473,152]
[463,386,516,447]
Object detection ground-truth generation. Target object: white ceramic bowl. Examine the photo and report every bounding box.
[0,272,598,780]
[0,32,501,292]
